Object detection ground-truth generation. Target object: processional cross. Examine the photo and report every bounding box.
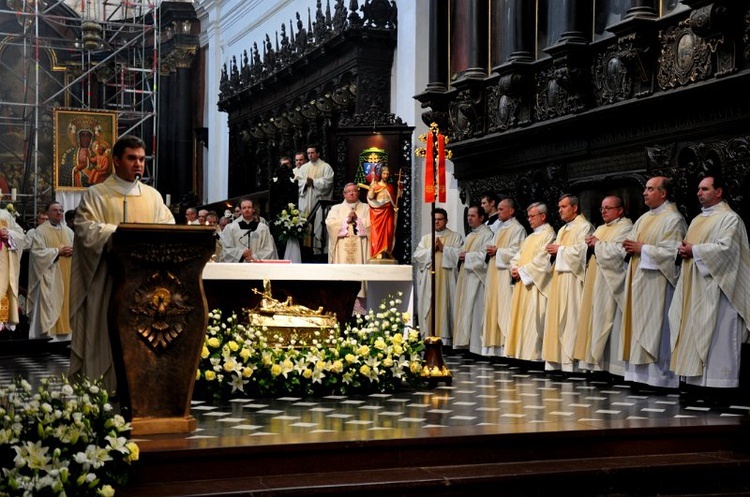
[415,122,453,385]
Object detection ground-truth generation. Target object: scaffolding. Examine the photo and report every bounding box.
[0,0,161,223]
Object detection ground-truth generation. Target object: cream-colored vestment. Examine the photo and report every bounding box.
[69,174,174,393]
[481,218,527,356]
[574,217,632,375]
[27,221,75,339]
[620,201,686,388]
[443,224,494,354]
[668,202,750,388]
[505,224,556,361]
[542,215,594,370]
[413,228,463,344]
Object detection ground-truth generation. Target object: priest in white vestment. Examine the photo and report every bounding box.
[27,202,75,341]
[669,176,750,390]
[542,194,594,372]
[574,196,632,376]
[621,176,687,389]
[443,206,494,354]
[481,199,527,356]
[0,206,25,331]
[413,208,463,344]
[69,135,174,394]
[221,199,278,262]
[506,203,555,361]
[326,183,370,299]
[294,145,334,256]
[326,183,370,264]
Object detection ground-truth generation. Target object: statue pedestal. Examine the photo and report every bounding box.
[109,224,216,435]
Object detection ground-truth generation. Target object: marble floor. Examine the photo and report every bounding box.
[1,350,749,449]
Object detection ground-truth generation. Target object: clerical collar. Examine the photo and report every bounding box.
[48,221,61,229]
[533,223,549,233]
[605,217,624,226]
[470,225,485,233]
[700,202,722,215]
[648,200,670,215]
[485,213,498,225]
[112,174,142,195]
[498,218,513,229]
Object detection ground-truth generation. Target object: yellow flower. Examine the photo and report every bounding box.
[262,353,273,366]
[98,485,116,497]
[125,442,140,462]
[201,346,209,359]
[271,364,282,377]
[196,370,201,380]
[223,358,237,372]
[393,344,403,356]
[357,345,370,356]
[228,340,239,352]
[242,367,254,378]
[207,337,221,349]
[409,361,422,374]
[331,360,343,373]
[345,354,356,364]
[315,360,326,371]
[391,333,403,344]
[359,364,371,376]
[205,371,217,381]
[302,368,312,379]
[402,312,412,323]
[382,356,393,367]
[374,338,386,350]
[239,348,251,361]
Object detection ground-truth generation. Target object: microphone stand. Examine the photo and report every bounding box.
[122,174,142,224]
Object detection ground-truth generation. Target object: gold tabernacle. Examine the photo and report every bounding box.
[244,280,338,347]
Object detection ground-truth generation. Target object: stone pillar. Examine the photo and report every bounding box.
[463,0,489,79]
[506,0,536,63]
[558,0,591,44]
[625,0,658,19]
[426,0,449,92]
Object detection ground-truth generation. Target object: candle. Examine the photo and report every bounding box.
[165,194,171,206]
[10,188,16,202]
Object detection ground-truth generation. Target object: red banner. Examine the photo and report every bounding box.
[437,133,446,202]
[424,130,435,202]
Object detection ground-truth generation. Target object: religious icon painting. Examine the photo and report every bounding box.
[53,108,118,191]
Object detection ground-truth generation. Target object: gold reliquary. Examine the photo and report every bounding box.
[244,280,338,347]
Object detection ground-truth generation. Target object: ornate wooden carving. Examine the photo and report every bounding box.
[109,224,216,435]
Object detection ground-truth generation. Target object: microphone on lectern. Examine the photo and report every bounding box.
[122,174,142,224]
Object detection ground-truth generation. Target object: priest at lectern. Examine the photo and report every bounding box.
[69,135,174,395]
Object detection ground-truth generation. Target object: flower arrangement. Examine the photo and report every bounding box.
[195,293,425,400]
[1,202,20,219]
[272,203,308,243]
[0,376,138,497]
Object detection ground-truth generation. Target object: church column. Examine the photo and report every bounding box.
[415,0,451,130]
[506,0,535,63]
[463,0,489,79]
[558,0,592,44]
[487,0,536,132]
[426,0,449,92]
[625,0,658,19]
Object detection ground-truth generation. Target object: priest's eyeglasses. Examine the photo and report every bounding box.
[599,206,621,211]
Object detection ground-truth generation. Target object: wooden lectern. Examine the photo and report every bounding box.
[109,224,216,435]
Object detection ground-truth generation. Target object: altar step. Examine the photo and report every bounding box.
[120,420,750,496]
